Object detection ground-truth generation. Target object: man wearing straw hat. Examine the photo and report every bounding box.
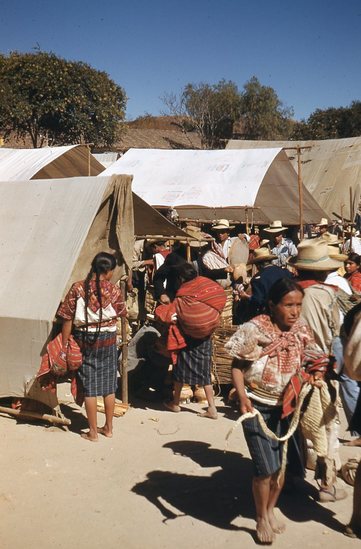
[290,238,347,502]
[263,220,297,268]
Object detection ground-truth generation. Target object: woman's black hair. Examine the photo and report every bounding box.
[84,252,116,343]
[347,252,361,266]
[268,277,304,306]
[174,262,197,283]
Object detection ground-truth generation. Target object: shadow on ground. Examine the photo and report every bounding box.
[132,440,345,541]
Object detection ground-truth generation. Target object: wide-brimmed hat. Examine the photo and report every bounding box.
[289,238,343,271]
[263,220,288,233]
[327,245,348,262]
[183,225,212,248]
[249,247,277,264]
[212,219,235,230]
[322,233,342,246]
[317,218,329,227]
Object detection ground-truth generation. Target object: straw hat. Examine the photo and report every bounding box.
[317,217,329,227]
[212,219,235,230]
[263,220,288,233]
[322,233,342,246]
[290,238,343,271]
[249,247,277,264]
[327,245,348,262]
[183,225,212,248]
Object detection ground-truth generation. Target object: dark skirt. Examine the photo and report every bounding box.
[243,401,299,478]
[173,336,212,386]
[74,331,118,397]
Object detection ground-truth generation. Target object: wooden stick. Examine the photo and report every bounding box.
[297,146,304,240]
[120,282,129,405]
[0,405,71,426]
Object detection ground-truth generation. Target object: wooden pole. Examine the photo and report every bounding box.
[297,146,304,240]
[186,243,191,262]
[120,281,128,405]
[350,187,354,252]
[283,145,312,240]
[0,406,71,426]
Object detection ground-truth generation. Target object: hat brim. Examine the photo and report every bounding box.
[249,253,277,264]
[263,227,287,233]
[289,256,343,271]
[329,253,348,262]
[212,225,235,230]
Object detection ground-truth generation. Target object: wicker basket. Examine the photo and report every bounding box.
[218,288,233,329]
[212,324,238,384]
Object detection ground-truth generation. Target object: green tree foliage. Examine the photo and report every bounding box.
[0,51,127,148]
[290,101,361,140]
[239,76,293,140]
[162,79,242,148]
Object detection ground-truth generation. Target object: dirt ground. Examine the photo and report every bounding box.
[0,386,360,549]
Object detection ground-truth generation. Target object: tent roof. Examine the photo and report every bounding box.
[0,145,105,180]
[0,145,186,239]
[0,176,127,321]
[226,137,361,220]
[101,147,326,225]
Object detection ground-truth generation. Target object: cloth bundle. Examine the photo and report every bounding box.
[174,276,227,339]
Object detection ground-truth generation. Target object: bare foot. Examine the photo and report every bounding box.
[80,432,98,442]
[344,437,361,447]
[268,510,286,534]
[97,426,113,438]
[164,401,181,413]
[198,407,218,420]
[256,517,275,544]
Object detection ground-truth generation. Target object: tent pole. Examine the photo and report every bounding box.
[0,406,71,426]
[120,282,129,405]
[283,145,312,240]
[297,146,304,240]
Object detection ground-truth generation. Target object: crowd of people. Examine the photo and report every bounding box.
[53,215,361,543]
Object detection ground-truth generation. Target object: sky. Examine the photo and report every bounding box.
[1,0,361,121]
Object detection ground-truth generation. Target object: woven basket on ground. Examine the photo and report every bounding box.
[212,324,238,384]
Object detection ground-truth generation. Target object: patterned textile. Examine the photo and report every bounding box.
[37,333,84,405]
[173,336,212,386]
[202,249,229,270]
[57,279,126,330]
[74,331,118,397]
[249,234,261,251]
[271,238,298,268]
[346,271,361,293]
[175,276,227,339]
[225,314,318,404]
[242,402,287,477]
[154,303,186,364]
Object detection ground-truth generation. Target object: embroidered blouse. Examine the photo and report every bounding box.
[57,279,127,332]
[225,314,317,406]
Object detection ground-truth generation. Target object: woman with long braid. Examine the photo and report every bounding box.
[57,252,127,441]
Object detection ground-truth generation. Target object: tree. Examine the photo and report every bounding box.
[290,101,361,140]
[0,51,127,148]
[239,76,293,140]
[162,79,242,148]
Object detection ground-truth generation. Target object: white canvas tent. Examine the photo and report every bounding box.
[0,175,134,407]
[0,146,188,239]
[101,148,327,225]
[0,145,105,179]
[226,137,361,220]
